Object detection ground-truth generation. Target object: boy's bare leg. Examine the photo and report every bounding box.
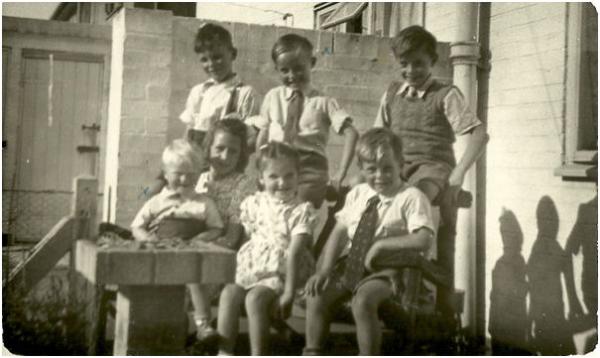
[304,283,349,354]
[351,279,393,355]
[416,179,441,203]
[217,284,246,355]
[245,286,277,356]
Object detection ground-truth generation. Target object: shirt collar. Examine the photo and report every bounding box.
[205,73,241,88]
[283,85,317,100]
[397,75,434,98]
[364,184,404,206]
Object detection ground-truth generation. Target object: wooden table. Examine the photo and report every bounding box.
[75,238,236,355]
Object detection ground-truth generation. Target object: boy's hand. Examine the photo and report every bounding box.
[277,292,294,320]
[305,271,330,296]
[448,170,465,188]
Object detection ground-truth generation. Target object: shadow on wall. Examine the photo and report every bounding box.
[488,208,529,355]
[490,194,598,355]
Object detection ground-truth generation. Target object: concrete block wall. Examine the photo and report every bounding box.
[484,3,596,355]
[104,9,175,224]
[169,16,452,180]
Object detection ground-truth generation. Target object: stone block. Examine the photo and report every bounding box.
[153,250,201,284]
[145,117,169,135]
[124,8,173,35]
[124,33,172,53]
[120,116,146,134]
[317,30,334,55]
[333,32,379,58]
[246,23,278,50]
[145,85,171,102]
[328,55,379,71]
[324,85,381,103]
[123,47,171,68]
[123,66,171,88]
[123,99,170,118]
[231,22,251,48]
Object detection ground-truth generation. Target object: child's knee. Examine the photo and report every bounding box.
[220,284,245,305]
[351,292,379,316]
[245,287,275,311]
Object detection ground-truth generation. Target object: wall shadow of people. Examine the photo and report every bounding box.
[565,193,598,353]
[489,208,530,355]
[527,196,583,355]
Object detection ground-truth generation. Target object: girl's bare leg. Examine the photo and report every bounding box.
[245,286,277,356]
[217,284,246,355]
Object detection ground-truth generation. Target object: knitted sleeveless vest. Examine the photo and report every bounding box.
[385,80,456,168]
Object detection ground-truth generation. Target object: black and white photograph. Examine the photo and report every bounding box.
[2,1,597,355]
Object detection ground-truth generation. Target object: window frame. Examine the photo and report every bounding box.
[555,2,597,181]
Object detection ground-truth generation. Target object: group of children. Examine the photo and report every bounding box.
[130,22,488,355]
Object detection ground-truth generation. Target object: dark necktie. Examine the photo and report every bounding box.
[342,195,381,290]
[284,90,303,143]
[224,85,240,116]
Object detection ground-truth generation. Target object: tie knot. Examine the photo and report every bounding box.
[407,86,418,98]
[291,89,303,99]
[367,195,380,208]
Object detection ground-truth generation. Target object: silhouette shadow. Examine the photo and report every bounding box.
[527,196,582,355]
[565,194,598,353]
[489,209,530,355]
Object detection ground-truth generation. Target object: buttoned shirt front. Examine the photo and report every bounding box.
[253,85,351,158]
[335,183,436,259]
[179,74,259,131]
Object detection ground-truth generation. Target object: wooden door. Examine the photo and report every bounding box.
[9,50,104,241]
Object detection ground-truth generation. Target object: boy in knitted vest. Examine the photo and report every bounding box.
[373,25,488,316]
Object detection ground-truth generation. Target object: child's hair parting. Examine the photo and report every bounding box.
[356,128,403,166]
[271,33,314,62]
[202,118,249,173]
[390,25,438,63]
[162,139,203,172]
[256,141,300,173]
[194,22,235,53]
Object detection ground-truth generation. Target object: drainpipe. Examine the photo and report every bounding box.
[449,3,481,338]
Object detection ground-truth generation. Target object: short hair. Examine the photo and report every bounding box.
[271,33,314,62]
[390,25,438,63]
[256,141,300,173]
[355,128,403,166]
[162,139,203,172]
[194,23,234,53]
[202,118,249,173]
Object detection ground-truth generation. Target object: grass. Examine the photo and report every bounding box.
[3,273,89,355]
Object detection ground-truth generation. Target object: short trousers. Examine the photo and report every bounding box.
[402,159,453,196]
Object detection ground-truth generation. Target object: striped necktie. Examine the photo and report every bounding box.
[283,89,303,143]
[342,195,380,290]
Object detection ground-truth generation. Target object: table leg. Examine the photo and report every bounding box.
[113,285,187,355]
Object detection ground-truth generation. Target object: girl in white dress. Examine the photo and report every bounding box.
[217,142,317,355]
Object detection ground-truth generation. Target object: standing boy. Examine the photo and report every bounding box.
[255,34,358,209]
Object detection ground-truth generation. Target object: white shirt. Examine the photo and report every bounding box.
[335,182,436,259]
[179,74,259,131]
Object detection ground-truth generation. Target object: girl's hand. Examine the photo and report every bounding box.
[277,292,294,320]
[305,271,330,296]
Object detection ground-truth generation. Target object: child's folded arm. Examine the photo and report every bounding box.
[365,227,433,271]
[192,226,223,243]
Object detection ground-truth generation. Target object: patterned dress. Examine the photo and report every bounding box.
[196,171,256,250]
[236,191,317,295]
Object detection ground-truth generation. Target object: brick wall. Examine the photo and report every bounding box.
[105,8,452,225]
[484,3,596,354]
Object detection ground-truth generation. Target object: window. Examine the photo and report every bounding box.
[555,2,598,180]
[320,2,367,32]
